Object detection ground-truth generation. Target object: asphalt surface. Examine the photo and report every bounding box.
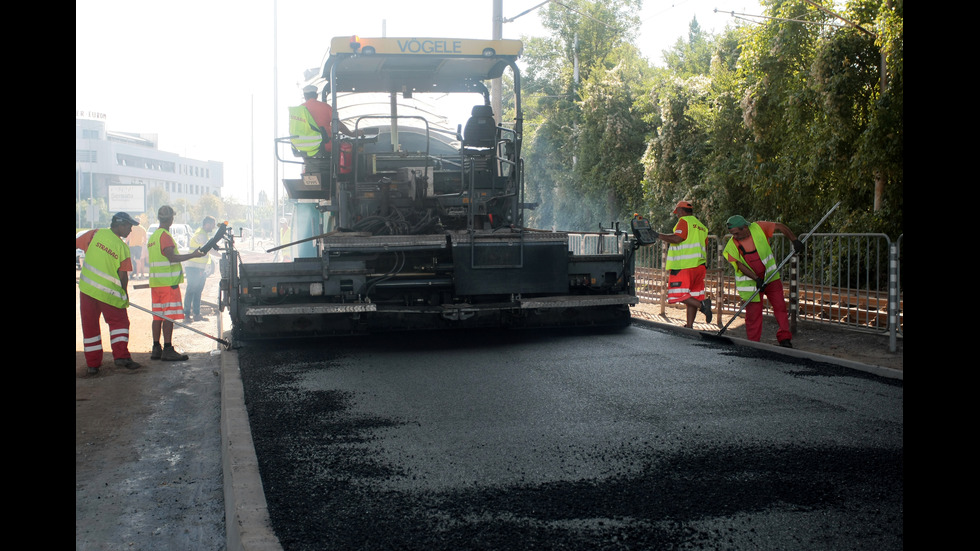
[77,303,903,551]
[234,324,902,550]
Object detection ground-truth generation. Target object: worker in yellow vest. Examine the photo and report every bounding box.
[77,212,143,374]
[723,215,804,347]
[657,201,713,328]
[148,205,205,361]
[184,216,218,322]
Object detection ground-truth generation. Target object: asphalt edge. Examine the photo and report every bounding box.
[631,318,903,381]
[221,345,285,551]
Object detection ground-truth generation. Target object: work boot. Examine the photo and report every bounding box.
[700,298,713,324]
[151,343,163,360]
[114,357,142,370]
[161,345,189,362]
[778,339,793,348]
[196,315,209,322]
[86,366,99,375]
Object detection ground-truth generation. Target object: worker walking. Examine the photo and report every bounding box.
[723,215,804,347]
[658,200,713,328]
[77,212,143,374]
[148,205,205,361]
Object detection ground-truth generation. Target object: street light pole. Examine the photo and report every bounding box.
[273,0,280,247]
[492,0,503,125]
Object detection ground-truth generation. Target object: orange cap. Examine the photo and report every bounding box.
[673,200,693,214]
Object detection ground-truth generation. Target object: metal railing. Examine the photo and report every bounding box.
[567,233,628,255]
[634,233,903,351]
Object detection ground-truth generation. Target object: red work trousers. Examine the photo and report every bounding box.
[741,250,792,343]
[744,281,792,343]
[79,292,132,368]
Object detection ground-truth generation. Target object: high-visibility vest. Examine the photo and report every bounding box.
[665,215,708,270]
[288,105,323,156]
[148,228,184,287]
[187,228,212,268]
[79,229,131,308]
[723,222,778,303]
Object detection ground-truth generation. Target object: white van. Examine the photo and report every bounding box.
[148,223,192,253]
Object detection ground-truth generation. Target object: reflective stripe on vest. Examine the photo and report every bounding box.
[148,228,184,286]
[78,228,130,308]
[666,216,708,270]
[723,222,778,303]
[289,105,322,155]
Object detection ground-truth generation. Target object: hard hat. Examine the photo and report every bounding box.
[158,205,176,218]
[111,212,140,226]
[673,200,693,214]
[303,85,317,95]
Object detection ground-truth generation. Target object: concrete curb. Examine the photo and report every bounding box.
[631,317,903,381]
[221,347,284,551]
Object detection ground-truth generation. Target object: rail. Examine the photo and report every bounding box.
[635,233,903,352]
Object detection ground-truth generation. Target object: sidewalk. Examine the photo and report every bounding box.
[629,301,903,375]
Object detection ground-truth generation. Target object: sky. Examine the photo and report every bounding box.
[76,0,763,207]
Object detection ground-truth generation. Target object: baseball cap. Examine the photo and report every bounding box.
[111,212,140,226]
[673,200,693,214]
[158,205,176,218]
[726,215,749,229]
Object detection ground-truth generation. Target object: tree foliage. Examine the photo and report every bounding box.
[522,0,651,230]
[521,0,902,238]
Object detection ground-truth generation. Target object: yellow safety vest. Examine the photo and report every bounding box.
[289,105,323,156]
[78,229,131,308]
[148,228,184,287]
[187,228,212,268]
[723,222,778,303]
[665,215,708,270]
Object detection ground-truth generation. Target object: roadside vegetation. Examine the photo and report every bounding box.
[519,0,902,238]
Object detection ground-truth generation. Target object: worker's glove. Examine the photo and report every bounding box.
[755,277,767,290]
[792,239,804,254]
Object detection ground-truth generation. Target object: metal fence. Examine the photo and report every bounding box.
[567,233,629,256]
[634,233,903,351]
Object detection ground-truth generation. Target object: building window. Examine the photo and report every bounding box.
[76,150,97,163]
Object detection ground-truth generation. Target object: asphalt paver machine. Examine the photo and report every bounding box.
[220,36,644,339]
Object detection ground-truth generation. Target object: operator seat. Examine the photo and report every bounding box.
[461,105,496,151]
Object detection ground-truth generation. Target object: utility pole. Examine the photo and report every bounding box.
[273,0,280,246]
[492,0,503,126]
[250,94,255,250]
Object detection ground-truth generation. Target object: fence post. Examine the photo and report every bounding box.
[659,244,668,316]
[715,239,724,328]
[889,241,898,352]
[788,255,798,334]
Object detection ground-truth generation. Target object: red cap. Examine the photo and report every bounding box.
[673,200,693,214]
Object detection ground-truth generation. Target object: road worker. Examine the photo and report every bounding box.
[723,215,804,347]
[77,212,143,374]
[148,205,205,361]
[658,200,712,328]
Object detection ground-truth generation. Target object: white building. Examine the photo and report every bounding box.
[75,114,223,221]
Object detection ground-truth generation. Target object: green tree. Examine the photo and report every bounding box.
[736,0,902,235]
[640,22,752,233]
[191,193,225,226]
[146,186,170,218]
[521,0,650,230]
